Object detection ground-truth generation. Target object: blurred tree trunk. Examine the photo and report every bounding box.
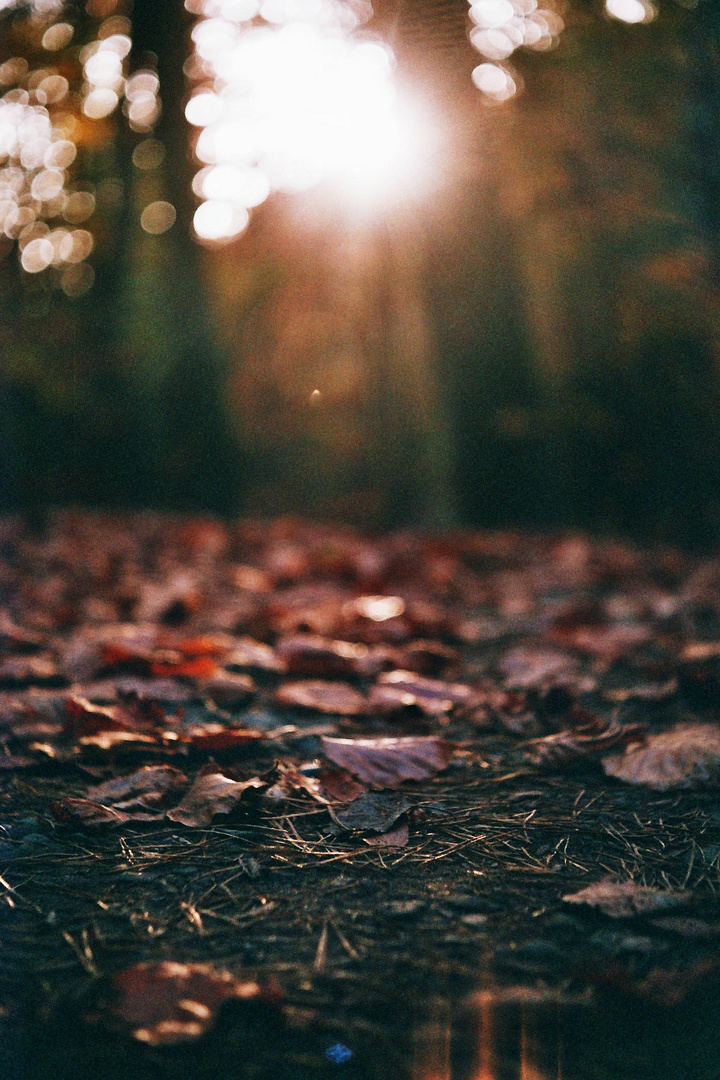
[112,0,244,515]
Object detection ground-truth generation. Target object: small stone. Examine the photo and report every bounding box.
[10,816,41,840]
[444,894,492,913]
[20,832,55,848]
[382,900,425,918]
[461,913,489,928]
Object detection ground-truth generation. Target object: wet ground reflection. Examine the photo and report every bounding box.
[11,976,720,1079]
[414,995,568,1080]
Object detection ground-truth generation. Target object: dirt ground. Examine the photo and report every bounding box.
[2,513,720,1078]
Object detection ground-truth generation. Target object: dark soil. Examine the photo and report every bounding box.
[2,512,720,1079]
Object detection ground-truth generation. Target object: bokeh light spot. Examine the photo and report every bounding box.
[132,138,166,170]
[21,236,53,272]
[42,22,74,51]
[140,200,176,234]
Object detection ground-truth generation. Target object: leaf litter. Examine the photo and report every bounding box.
[2,513,720,1052]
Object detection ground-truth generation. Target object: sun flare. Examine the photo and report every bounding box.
[186,0,432,241]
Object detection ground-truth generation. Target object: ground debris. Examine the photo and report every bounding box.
[563,878,691,918]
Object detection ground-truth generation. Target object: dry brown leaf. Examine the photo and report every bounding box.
[603,723,720,790]
[225,636,286,673]
[330,791,412,833]
[528,718,645,770]
[196,672,256,708]
[86,765,188,808]
[107,960,280,1045]
[51,796,139,825]
[563,878,690,918]
[374,670,472,715]
[321,735,454,788]
[273,679,366,715]
[364,822,409,847]
[275,634,369,678]
[65,694,166,737]
[166,767,264,826]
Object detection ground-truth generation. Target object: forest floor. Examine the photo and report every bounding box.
[2,512,720,1079]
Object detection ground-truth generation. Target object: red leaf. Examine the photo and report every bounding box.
[320,735,454,788]
[107,961,279,1044]
[65,694,173,737]
[273,680,366,716]
[318,763,366,803]
[185,723,263,752]
[170,634,233,658]
[149,656,219,679]
[166,767,264,826]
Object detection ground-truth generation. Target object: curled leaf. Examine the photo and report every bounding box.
[166,768,264,827]
[196,672,256,708]
[528,717,645,770]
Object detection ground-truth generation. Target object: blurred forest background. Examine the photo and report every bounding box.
[0,0,718,545]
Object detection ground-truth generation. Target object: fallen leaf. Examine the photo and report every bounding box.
[274,680,366,716]
[225,637,286,673]
[317,763,366,803]
[86,765,188,808]
[169,634,234,658]
[52,796,135,825]
[166,767,264,826]
[185,722,264,752]
[374,670,472,715]
[275,634,369,678]
[265,763,329,804]
[563,878,690,918]
[330,791,413,833]
[78,730,162,751]
[107,960,280,1045]
[393,640,462,679]
[528,718,645,770]
[498,646,581,690]
[65,695,159,737]
[364,822,409,847]
[603,723,720,790]
[321,735,454,788]
[196,672,256,708]
[149,655,219,680]
[0,654,64,688]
